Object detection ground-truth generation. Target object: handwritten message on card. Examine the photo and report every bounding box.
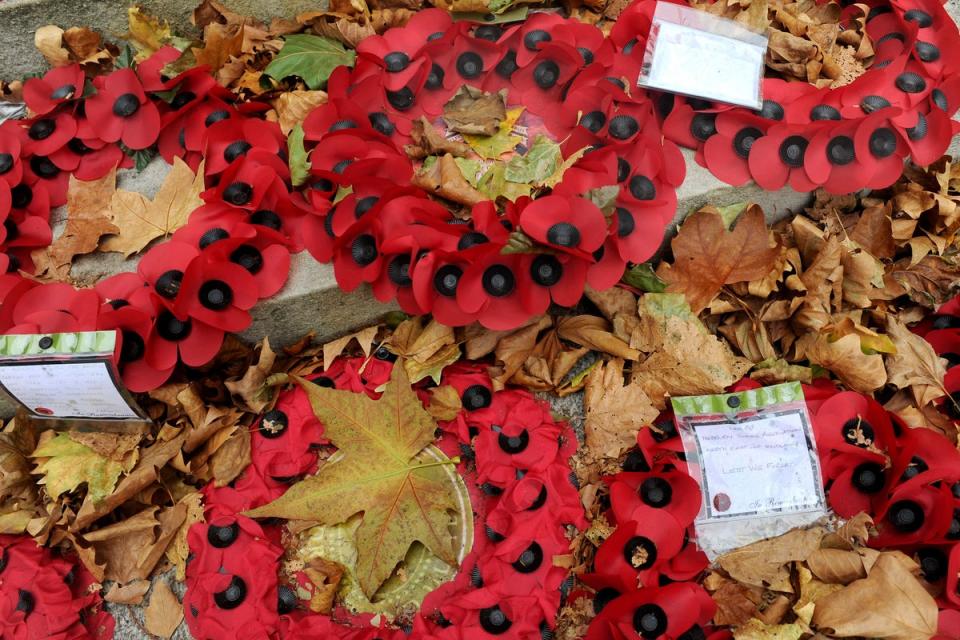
[693,412,823,518]
[0,361,140,419]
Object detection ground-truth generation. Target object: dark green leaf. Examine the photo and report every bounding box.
[265,34,356,90]
[115,44,136,70]
[622,263,667,293]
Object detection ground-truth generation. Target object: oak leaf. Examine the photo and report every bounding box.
[32,433,124,504]
[100,158,204,256]
[812,552,937,640]
[658,206,781,313]
[246,365,461,598]
[32,169,119,280]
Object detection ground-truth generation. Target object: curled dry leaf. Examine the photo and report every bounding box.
[443,87,507,136]
[412,154,487,206]
[884,316,949,407]
[35,25,72,66]
[583,359,659,461]
[812,552,938,640]
[272,90,328,136]
[104,580,151,605]
[556,315,639,360]
[426,385,463,421]
[405,117,472,160]
[304,556,345,614]
[225,338,277,413]
[717,526,824,592]
[387,316,461,384]
[800,332,887,393]
[144,580,184,639]
[323,325,378,369]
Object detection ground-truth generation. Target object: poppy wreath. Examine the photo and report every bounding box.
[576,373,960,640]
[0,534,114,640]
[653,0,960,193]
[1,0,959,393]
[182,356,586,639]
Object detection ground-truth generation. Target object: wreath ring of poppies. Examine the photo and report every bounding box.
[183,356,586,639]
[0,0,958,391]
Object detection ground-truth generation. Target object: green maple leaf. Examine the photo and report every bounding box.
[287,123,311,187]
[265,34,356,90]
[246,365,460,598]
[32,434,124,504]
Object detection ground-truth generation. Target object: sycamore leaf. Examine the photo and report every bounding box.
[462,106,524,159]
[556,315,640,360]
[504,135,561,184]
[265,34,356,89]
[246,365,461,598]
[288,123,311,187]
[885,317,949,407]
[718,526,824,592]
[192,22,245,72]
[584,359,659,460]
[323,325,378,369]
[144,580,183,639]
[33,434,124,504]
[32,169,119,280]
[100,158,205,257]
[658,206,782,313]
[812,553,937,640]
[477,162,533,202]
[387,317,461,384]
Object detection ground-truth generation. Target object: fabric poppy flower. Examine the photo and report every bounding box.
[511,43,583,117]
[440,589,545,638]
[746,123,819,192]
[609,471,703,529]
[812,391,897,459]
[250,387,325,480]
[701,110,772,187]
[159,98,239,168]
[6,282,99,334]
[873,480,955,547]
[203,465,288,520]
[22,150,69,208]
[516,251,589,315]
[519,192,608,256]
[204,150,289,211]
[662,100,727,150]
[85,67,161,149]
[590,512,686,592]
[49,131,125,181]
[586,582,716,640]
[356,8,453,87]
[173,249,259,332]
[926,329,960,370]
[0,121,25,188]
[587,237,629,291]
[411,249,482,327]
[204,117,285,176]
[98,299,174,392]
[455,247,531,331]
[22,111,77,158]
[512,12,567,66]
[22,64,86,116]
[822,450,892,518]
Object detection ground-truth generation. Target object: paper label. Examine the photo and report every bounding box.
[0,361,140,419]
[689,410,824,519]
[640,18,765,108]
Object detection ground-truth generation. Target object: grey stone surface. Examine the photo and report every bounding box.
[0,0,324,80]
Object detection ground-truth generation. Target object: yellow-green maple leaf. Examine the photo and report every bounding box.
[246,365,460,598]
[462,107,524,160]
[33,434,124,504]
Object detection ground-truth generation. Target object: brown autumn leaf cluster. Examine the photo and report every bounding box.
[703,515,938,640]
[658,160,960,437]
[298,0,418,49]
[690,0,875,87]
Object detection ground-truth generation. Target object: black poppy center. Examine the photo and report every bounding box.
[350,234,378,267]
[260,408,289,439]
[384,51,410,72]
[458,231,488,250]
[827,136,855,165]
[387,255,412,286]
[250,209,282,231]
[426,63,445,90]
[28,119,55,141]
[617,157,631,183]
[112,93,141,118]
[547,222,581,248]
[355,196,379,218]
[205,110,231,127]
[523,29,551,51]
[624,535,658,570]
[482,264,515,296]
[530,254,563,286]
[633,604,668,639]
[578,47,594,65]
[533,60,560,89]
[916,41,940,62]
[50,83,76,100]
[609,115,639,140]
[615,207,636,238]
[0,153,13,175]
[199,279,233,310]
[157,310,192,341]
[11,184,30,210]
[640,477,672,508]
[155,269,183,299]
[779,136,808,167]
[900,456,929,481]
[230,244,264,275]
[861,95,891,113]
[917,548,947,582]
[896,72,926,93]
[759,100,784,120]
[904,9,933,26]
[453,385,489,415]
[841,418,874,447]
[199,227,229,249]
[690,113,717,141]
[223,181,253,205]
[851,462,885,493]
[15,589,34,617]
[479,605,512,634]
[630,175,656,201]
[207,521,240,548]
[888,500,925,533]
[30,156,59,178]
[224,140,252,163]
[456,52,484,79]
[869,128,897,158]
[277,585,297,614]
[369,111,396,136]
[733,127,763,158]
[594,587,620,614]
[119,330,145,363]
[511,542,543,573]
[386,87,415,111]
[214,575,247,609]
[498,429,529,454]
[433,264,462,297]
[496,50,519,79]
[475,25,503,41]
[810,104,841,121]
[908,113,929,141]
[68,138,93,155]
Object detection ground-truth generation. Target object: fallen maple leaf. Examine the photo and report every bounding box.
[323,325,378,369]
[192,22,245,72]
[144,580,183,639]
[800,332,887,393]
[658,205,782,313]
[272,90,329,136]
[583,359,659,461]
[126,6,173,59]
[32,433,125,504]
[885,317,949,407]
[717,526,824,592]
[32,169,119,280]
[225,338,277,413]
[812,552,937,640]
[387,316,461,384]
[100,158,204,257]
[246,365,461,598]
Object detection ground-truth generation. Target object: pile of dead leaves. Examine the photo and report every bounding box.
[690,0,875,87]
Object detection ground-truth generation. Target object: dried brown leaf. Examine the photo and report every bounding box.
[717,527,824,592]
[584,359,659,460]
[885,317,949,407]
[272,90,328,136]
[800,332,887,393]
[225,338,277,413]
[144,580,183,639]
[443,86,506,136]
[104,580,151,605]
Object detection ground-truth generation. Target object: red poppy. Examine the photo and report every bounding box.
[6,282,99,334]
[411,250,480,327]
[590,512,686,592]
[23,64,86,116]
[585,582,715,640]
[455,247,530,331]
[873,481,955,547]
[812,391,897,459]
[513,12,567,66]
[519,192,608,256]
[609,471,703,529]
[822,451,891,518]
[511,43,583,116]
[85,68,161,149]
[747,123,819,191]
[49,131,125,181]
[203,150,289,211]
[355,9,453,90]
[22,110,77,158]
[136,45,186,92]
[900,103,956,166]
[159,98,239,168]
[702,110,772,186]
[0,121,25,188]
[251,386,325,479]
[587,237,629,291]
[173,249,259,332]
[98,300,174,392]
[204,117,285,176]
